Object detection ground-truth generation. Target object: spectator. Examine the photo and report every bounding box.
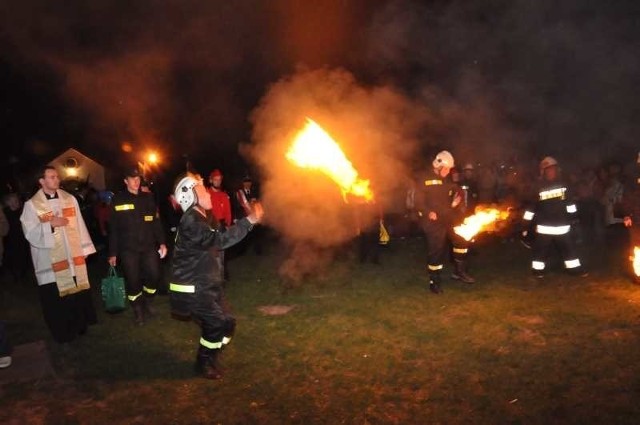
[2,193,31,281]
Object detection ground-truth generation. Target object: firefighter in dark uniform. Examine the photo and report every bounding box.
[108,167,167,325]
[417,151,475,294]
[170,173,263,379]
[521,156,587,278]
[459,163,479,215]
[621,159,640,284]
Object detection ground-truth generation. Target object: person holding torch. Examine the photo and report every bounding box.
[169,173,264,380]
[620,156,640,284]
[417,151,475,295]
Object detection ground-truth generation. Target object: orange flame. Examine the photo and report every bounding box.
[630,247,640,277]
[454,206,510,241]
[286,118,373,201]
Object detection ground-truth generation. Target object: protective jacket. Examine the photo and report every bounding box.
[416,171,457,221]
[523,180,577,230]
[108,190,165,255]
[169,208,252,314]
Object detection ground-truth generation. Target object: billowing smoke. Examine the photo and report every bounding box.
[247,67,428,282]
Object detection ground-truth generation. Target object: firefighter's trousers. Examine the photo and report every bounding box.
[531,231,582,273]
[422,218,469,280]
[120,249,162,304]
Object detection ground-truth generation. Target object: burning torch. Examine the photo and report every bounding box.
[454,205,511,242]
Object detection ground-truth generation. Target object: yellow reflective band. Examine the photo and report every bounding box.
[539,187,567,201]
[523,211,535,221]
[222,336,232,345]
[566,204,577,213]
[532,261,545,270]
[128,292,143,301]
[453,248,468,254]
[536,224,570,235]
[200,337,222,349]
[424,179,443,186]
[144,215,154,221]
[564,259,581,269]
[428,264,443,271]
[115,204,135,211]
[143,286,156,294]
[169,283,195,293]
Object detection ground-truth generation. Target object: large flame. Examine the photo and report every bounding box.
[454,206,510,241]
[631,247,640,277]
[286,118,373,201]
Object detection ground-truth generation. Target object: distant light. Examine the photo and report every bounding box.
[147,152,159,165]
[122,142,133,153]
[66,167,78,177]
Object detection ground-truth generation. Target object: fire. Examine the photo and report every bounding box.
[454,206,510,241]
[631,247,640,277]
[286,118,373,201]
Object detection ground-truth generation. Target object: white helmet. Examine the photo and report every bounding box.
[174,174,200,212]
[432,150,455,169]
[539,156,558,171]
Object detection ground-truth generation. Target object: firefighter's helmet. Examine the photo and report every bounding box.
[432,150,455,169]
[174,174,201,212]
[539,156,558,171]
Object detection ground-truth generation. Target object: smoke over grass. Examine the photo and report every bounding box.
[247,67,428,281]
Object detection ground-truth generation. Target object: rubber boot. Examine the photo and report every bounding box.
[223,317,236,346]
[142,296,156,319]
[132,301,145,326]
[194,346,223,380]
[429,274,443,294]
[451,259,476,284]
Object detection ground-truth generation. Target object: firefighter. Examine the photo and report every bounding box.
[108,167,167,325]
[521,157,587,278]
[459,163,479,215]
[620,159,640,284]
[169,173,263,379]
[417,151,475,294]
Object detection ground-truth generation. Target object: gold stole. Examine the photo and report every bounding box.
[32,189,90,297]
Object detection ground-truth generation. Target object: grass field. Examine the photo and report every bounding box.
[2,229,640,425]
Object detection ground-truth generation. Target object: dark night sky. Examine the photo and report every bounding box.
[1,0,639,183]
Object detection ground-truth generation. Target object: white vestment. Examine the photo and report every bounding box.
[20,189,96,287]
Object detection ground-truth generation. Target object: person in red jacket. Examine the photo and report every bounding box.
[207,169,232,227]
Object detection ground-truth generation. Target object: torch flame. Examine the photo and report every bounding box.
[454,206,510,241]
[631,247,640,277]
[286,118,373,201]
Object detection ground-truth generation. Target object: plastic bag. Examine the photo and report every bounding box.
[101,266,126,312]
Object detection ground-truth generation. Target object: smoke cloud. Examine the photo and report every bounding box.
[247,67,428,281]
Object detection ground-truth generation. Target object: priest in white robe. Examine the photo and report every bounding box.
[20,165,97,343]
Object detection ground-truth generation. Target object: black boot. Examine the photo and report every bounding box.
[132,301,145,326]
[429,274,443,294]
[223,317,236,346]
[451,260,476,284]
[142,296,156,319]
[194,346,223,380]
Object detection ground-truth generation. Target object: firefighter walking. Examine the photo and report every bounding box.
[169,173,263,379]
[108,167,167,325]
[417,151,475,294]
[521,157,587,278]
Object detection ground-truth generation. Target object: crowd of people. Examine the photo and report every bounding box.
[1,150,639,378]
